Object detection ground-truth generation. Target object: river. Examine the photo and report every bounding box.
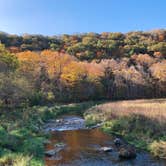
[44,116,166,166]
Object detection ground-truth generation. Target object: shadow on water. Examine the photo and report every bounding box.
[45,116,166,166]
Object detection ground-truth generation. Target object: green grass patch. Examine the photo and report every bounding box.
[0,101,102,165]
[100,114,166,158]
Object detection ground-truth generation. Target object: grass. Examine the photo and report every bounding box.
[0,154,33,166]
[84,99,166,159]
[0,101,101,166]
[149,141,166,159]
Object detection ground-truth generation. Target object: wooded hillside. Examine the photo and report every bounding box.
[0,30,166,106]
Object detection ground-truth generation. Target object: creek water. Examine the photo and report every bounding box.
[44,116,166,166]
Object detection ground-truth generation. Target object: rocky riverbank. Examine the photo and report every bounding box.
[44,116,165,166]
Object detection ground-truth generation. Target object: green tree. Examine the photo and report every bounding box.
[148,42,166,57]
[0,44,19,72]
[0,73,32,107]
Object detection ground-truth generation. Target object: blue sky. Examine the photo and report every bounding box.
[0,0,165,35]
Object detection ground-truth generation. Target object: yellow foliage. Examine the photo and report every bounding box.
[61,61,87,86]
[16,50,75,78]
[16,51,41,76]
[149,141,166,159]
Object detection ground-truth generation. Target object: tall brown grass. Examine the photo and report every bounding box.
[85,99,166,125]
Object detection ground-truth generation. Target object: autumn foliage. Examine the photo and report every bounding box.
[0,30,166,106]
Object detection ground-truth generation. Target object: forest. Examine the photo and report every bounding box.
[0,29,166,106]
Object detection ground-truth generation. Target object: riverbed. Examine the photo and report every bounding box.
[44,116,166,166]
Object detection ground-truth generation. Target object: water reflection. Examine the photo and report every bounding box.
[45,128,165,166]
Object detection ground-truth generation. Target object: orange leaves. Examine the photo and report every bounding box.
[131,54,156,67]
[15,48,166,101]
[61,60,103,86]
[84,62,103,78]
[61,61,87,87]
[41,50,74,77]
[16,51,41,76]
[17,51,40,63]
[16,50,75,78]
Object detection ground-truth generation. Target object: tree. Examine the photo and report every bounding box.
[0,44,18,72]
[60,61,101,101]
[150,61,166,97]
[0,73,32,107]
[100,66,114,99]
[148,42,166,57]
[16,51,41,79]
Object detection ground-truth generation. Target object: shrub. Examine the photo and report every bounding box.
[149,141,166,159]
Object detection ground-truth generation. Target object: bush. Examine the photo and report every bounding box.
[84,114,101,127]
[13,155,32,166]
[149,141,166,159]
[0,153,32,166]
[0,73,32,107]
[22,137,45,158]
[29,91,44,106]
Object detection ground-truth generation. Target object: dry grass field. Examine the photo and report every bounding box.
[85,99,166,122]
[84,99,166,159]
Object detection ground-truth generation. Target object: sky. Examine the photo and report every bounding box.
[0,0,165,35]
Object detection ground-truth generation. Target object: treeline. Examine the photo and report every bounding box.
[0,29,166,61]
[0,41,165,107]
